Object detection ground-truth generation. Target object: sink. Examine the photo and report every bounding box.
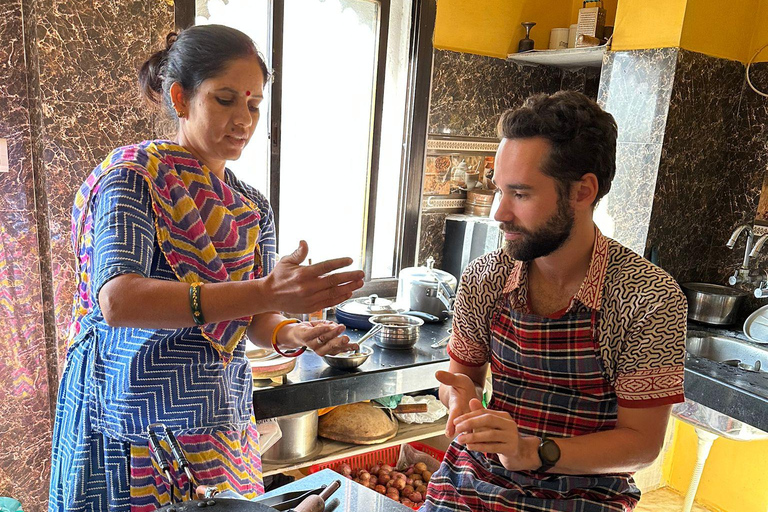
[676,332,768,440]
[686,333,768,371]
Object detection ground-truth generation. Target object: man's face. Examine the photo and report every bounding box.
[492,137,574,261]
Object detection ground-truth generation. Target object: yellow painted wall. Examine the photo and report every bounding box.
[666,421,768,512]
[679,0,759,62]
[434,0,768,63]
[611,0,687,51]
[750,0,768,62]
[433,0,572,57]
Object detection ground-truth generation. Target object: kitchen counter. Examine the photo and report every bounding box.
[683,322,768,432]
[252,320,452,420]
[257,469,411,511]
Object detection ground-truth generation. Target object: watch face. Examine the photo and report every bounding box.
[540,439,561,463]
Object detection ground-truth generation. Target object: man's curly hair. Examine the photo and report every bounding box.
[497,91,618,206]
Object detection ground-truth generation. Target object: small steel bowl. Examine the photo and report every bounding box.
[322,344,374,370]
[369,314,424,350]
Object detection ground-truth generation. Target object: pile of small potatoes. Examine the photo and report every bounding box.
[335,460,432,508]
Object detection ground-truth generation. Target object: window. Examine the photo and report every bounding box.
[194,0,429,281]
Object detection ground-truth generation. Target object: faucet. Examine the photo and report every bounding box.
[727,224,756,286]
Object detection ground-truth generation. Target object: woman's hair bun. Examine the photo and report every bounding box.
[165,32,178,52]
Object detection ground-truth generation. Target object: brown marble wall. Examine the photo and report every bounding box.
[645,51,768,321]
[0,0,173,508]
[419,49,601,266]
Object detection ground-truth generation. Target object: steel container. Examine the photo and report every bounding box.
[681,282,748,325]
[369,314,423,350]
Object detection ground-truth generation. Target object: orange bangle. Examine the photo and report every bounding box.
[271,318,305,357]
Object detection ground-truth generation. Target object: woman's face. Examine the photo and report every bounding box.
[175,56,266,172]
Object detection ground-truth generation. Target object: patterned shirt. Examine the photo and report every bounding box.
[447,228,687,408]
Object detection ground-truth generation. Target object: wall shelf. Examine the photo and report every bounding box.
[262,417,447,477]
[507,45,608,69]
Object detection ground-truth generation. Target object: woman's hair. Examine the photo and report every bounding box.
[138,24,271,118]
[497,91,618,206]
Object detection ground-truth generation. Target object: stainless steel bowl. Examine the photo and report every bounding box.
[681,282,748,325]
[369,314,423,350]
[322,344,374,370]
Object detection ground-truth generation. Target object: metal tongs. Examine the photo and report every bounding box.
[147,423,198,503]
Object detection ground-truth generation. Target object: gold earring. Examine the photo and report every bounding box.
[176,110,186,118]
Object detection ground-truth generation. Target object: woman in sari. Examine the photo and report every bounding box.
[49,24,364,511]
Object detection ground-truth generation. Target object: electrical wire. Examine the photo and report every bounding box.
[746,42,768,98]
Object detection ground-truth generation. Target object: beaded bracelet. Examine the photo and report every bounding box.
[189,282,206,326]
[271,318,305,357]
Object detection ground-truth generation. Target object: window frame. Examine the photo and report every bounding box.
[177,0,436,286]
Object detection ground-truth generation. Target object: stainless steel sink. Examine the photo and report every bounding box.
[686,333,768,371]
[676,332,768,440]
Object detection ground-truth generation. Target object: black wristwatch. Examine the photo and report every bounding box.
[537,435,561,472]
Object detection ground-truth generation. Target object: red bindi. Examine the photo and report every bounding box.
[246,90,251,96]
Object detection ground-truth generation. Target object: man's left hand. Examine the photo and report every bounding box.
[454,399,541,472]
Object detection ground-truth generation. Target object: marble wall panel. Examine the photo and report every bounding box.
[0,0,28,99]
[34,0,150,107]
[0,98,36,211]
[417,212,448,268]
[646,51,756,281]
[598,49,678,144]
[428,49,563,139]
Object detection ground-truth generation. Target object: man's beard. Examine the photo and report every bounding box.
[501,195,575,261]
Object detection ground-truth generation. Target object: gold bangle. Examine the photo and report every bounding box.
[271,318,305,357]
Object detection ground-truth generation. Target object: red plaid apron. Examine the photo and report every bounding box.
[423,299,641,512]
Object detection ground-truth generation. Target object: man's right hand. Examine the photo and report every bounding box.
[263,240,365,313]
[436,370,482,438]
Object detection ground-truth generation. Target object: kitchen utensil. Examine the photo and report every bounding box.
[396,258,457,321]
[465,188,495,217]
[293,480,341,512]
[248,347,297,382]
[261,410,323,464]
[156,499,277,511]
[253,485,328,511]
[518,22,536,52]
[322,344,374,370]
[681,282,748,325]
[334,295,406,329]
[431,328,453,349]
[373,403,429,414]
[549,28,570,49]
[743,303,768,343]
[369,314,424,350]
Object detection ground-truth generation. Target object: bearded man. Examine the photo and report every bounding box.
[423,91,687,512]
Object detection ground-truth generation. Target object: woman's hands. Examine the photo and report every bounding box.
[263,241,365,314]
[278,320,359,356]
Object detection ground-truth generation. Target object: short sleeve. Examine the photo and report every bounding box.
[91,168,156,303]
[447,252,509,367]
[613,284,688,408]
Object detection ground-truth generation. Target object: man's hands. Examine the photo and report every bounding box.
[436,370,481,437]
[453,399,541,472]
[263,241,365,314]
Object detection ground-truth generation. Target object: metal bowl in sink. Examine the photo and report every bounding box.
[681,282,748,325]
[686,333,768,371]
